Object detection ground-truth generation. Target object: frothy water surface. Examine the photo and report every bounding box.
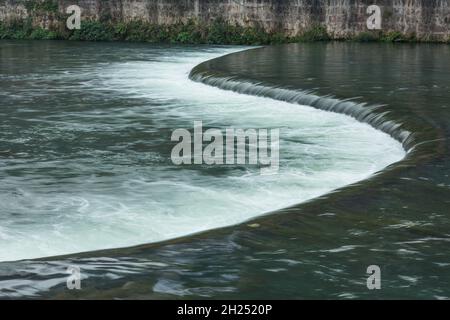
[0,42,405,262]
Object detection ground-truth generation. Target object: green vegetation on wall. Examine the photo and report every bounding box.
[0,18,294,44]
[0,2,448,44]
[24,0,58,13]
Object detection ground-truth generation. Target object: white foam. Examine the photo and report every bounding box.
[0,47,405,262]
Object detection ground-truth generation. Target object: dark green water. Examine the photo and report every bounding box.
[0,41,449,299]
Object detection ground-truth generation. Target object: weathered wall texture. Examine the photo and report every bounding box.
[1,0,450,40]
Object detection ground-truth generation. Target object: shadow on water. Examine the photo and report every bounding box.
[1,42,450,299]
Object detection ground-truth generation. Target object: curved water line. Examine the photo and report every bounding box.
[189,49,418,154]
[1,43,448,300]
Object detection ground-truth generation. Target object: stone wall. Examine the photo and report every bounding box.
[1,0,449,41]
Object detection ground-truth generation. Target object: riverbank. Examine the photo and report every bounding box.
[1,18,449,44]
[1,0,450,44]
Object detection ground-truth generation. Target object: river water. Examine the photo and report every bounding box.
[0,40,448,299]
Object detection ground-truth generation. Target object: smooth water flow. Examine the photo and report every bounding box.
[0,42,405,262]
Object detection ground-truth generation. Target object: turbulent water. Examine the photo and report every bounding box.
[3,41,449,300]
[0,41,405,263]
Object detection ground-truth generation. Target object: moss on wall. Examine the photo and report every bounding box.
[0,0,449,43]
